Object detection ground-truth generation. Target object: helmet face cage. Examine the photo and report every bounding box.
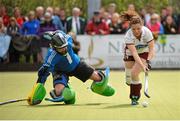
[51,33,68,49]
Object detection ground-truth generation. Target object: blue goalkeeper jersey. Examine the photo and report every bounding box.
[37,31,80,83]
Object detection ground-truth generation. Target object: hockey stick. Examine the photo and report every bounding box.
[144,72,150,98]
[0,98,27,106]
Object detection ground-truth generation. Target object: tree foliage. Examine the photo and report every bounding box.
[102,0,180,14]
[0,0,88,17]
[0,0,179,18]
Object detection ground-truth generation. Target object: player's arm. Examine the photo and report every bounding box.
[127,44,148,72]
[36,64,50,84]
[147,39,155,61]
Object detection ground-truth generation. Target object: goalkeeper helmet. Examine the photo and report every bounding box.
[51,32,68,49]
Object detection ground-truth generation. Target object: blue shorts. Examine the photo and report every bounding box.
[52,73,69,87]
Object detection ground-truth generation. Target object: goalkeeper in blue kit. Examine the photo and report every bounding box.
[27,30,115,105]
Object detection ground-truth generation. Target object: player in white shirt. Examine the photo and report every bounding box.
[121,11,155,105]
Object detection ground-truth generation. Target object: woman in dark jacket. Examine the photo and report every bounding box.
[163,15,177,34]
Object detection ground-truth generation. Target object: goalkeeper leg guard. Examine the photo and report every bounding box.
[91,67,115,96]
[27,83,46,105]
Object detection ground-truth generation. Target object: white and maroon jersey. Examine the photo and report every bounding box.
[124,26,153,56]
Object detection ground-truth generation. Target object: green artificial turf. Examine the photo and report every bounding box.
[0,71,180,120]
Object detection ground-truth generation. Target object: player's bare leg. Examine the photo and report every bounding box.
[54,84,65,96]
[124,61,134,85]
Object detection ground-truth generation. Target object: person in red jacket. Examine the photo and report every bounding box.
[0,5,10,27]
[14,7,24,28]
[86,11,110,35]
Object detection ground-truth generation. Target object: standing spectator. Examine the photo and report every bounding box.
[36,6,45,21]
[139,8,147,25]
[166,6,178,26]
[101,11,111,25]
[66,7,86,35]
[38,12,57,60]
[22,11,39,35]
[109,13,126,34]
[122,4,136,31]
[14,7,24,28]
[99,7,106,19]
[163,15,177,34]
[128,4,135,11]
[0,5,10,27]
[144,5,154,25]
[21,10,41,63]
[146,13,164,40]
[7,17,21,63]
[0,17,11,63]
[59,8,67,33]
[86,11,109,35]
[54,7,60,16]
[160,7,167,25]
[107,3,117,19]
[46,7,64,31]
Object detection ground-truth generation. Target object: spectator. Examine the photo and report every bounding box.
[66,7,86,35]
[139,8,147,25]
[21,10,41,63]
[109,13,126,34]
[68,32,80,55]
[99,7,106,19]
[14,7,24,28]
[0,17,11,63]
[86,11,110,35]
[121,4,136,30]
[38,12,57,60]
[101,11,111,25]
[0,5,10,27]
[59,8,67,33]
[54,7,60,16]
[107,3,117,19]
[7,17,21,37]
[7,17,21,63]
[166,6,178,26]
[21,11,39,35]
[128,4,135,11]
[36,6,45,21]
[146,13,164,40]
[160,7,167,25]
[163,15,177,34]
[46,7,64,31]
[144,5,155,25]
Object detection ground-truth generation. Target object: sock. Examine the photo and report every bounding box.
[94,71,105,83]
[130,81,142,100]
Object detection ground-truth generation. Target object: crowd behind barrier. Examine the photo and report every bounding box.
[0,3,180,64]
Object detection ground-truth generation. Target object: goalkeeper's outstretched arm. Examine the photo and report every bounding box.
[36,64,50,84]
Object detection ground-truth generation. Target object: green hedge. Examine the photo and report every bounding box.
[0,0,179,18]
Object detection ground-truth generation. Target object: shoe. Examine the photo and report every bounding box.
[131,96,139,105]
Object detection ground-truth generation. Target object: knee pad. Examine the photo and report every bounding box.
[91,67,115,96]
[27,83,46,105]
[62,85,76,103]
